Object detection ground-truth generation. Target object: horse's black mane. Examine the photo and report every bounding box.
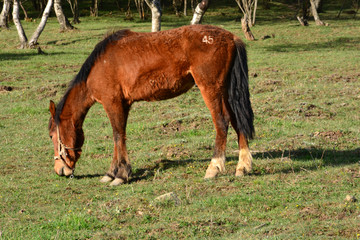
[54,29,131,124]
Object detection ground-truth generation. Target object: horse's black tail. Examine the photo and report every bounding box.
[227,38,254,140]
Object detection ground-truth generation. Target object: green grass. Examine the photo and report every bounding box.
[1,3,360,239]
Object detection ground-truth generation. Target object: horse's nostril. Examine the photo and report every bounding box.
[58,167,64,176]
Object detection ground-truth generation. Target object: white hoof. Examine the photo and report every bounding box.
[110,178,125,186]
[100,175,113,183]
[204,157,225,179]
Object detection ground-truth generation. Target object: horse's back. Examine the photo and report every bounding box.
[87,25,239,103]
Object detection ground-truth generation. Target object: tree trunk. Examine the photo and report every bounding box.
[28,0,53,47]
[309,0,325,26]
[241,14,255,41]
[12,0,28,48]
[54,0,74,30]
[190,0,209,24]
[0,0,11,29]
[135,0,145,20]
[252,0,257,26]
[173,0,180,16]
[90,0,98,17]
[145,0,161,32]
[184,0,187,16]
[19,1,30,20]
[72,0,80,23]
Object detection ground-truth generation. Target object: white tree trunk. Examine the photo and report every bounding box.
[310,0,325,26]
[190,0,209,25]
[54,0,74,31]
[28,0,53,47]
[0,0,11,29]
[145,0,162,32]
[12,0,28,48]
[252,0,258,26]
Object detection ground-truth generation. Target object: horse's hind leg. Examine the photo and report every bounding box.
[198,89,230,179]
[235,132,252,177]
[100,101,132,186]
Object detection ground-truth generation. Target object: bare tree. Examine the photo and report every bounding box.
[90,0,98,17]
[135,0,146,20]
[235,0,257,40]
[66,0,80,23]
[145,0,161,32]
[0,0,11,29]
[54,0,74,30]
[190,0,209,24]
[12,0,53,49]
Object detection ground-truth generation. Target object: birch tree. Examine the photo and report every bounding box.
[12,0,53,49]
[190,0,209,24]
[54,0,74,30]
[0,0,11,29]
[145,0,162,32]
[309,0,327,25]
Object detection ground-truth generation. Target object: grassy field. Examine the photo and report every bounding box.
[1,2,360,239]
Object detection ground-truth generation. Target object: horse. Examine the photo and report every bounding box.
[48,24,254,186]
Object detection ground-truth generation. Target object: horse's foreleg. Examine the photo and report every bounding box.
[235,133,252,177]
[100,102,131,186]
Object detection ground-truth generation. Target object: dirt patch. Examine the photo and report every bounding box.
[312,131,344,141]
[36,83,67,99]
[152,117,208,136]
[323,73,360,83]
[254,79,283,94]
[161,120,184,134]
[0,86,14,92]
[298,103,336,119]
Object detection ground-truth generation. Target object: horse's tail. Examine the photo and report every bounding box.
[227,38,254,140]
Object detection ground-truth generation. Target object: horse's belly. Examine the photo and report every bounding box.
[127,72,195,102]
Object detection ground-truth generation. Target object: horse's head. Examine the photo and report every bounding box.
[49,101,83,177]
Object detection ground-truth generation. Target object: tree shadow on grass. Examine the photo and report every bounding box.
[0,51,68,61]
[130,147,360,182]
[265,37,360,52]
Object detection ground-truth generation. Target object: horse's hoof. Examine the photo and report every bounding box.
[204,167,219,179]
[235,163,252,177]
[110,178,125,186]
[100,175,113,183]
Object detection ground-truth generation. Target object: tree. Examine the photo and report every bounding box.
[297,0,328,26]
[0,0,11,29]
[54,0,74,30]
[145,0,161,32]
[12,0,53,49]
[134,0,145,20]
[235,0,257,40]
[309,0,326,25]
[66,0,80,23]
[190,0,209,24]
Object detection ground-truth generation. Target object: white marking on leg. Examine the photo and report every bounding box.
[236,148,253,177]
[204,156,225,179]
[100,175,113,183]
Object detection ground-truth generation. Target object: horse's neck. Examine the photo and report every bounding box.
[60,82,94,128]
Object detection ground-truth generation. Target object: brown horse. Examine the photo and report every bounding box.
[48,25,254,186]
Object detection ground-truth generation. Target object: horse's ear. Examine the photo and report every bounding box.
[49,100,56,118]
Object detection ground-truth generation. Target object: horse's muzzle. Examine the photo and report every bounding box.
[54,160,74,177]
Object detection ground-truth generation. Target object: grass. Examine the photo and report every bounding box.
[1,2,360,239]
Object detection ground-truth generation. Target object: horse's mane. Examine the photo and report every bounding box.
[55,29,132,124]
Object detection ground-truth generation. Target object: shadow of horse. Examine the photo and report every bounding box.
[130,147,360,182]
[73,148,359,182]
